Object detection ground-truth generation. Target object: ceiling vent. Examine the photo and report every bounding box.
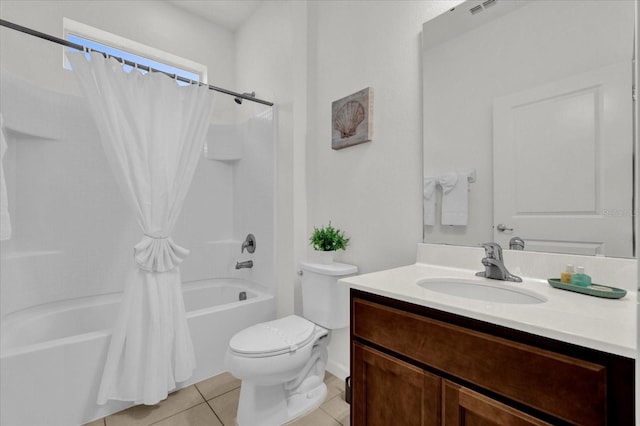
[483,0,497,9]
[470,0,498,15]
[470,5,483,15]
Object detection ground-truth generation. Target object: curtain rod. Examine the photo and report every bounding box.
[0,19,274,107]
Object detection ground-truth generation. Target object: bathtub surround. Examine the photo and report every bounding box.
[67,51,217,405]
[0,73,277,422]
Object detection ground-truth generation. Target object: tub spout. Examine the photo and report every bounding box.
[235,260,253,269]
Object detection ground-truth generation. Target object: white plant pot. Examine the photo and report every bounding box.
[314,250,335,264]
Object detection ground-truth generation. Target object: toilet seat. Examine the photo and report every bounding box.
[229,315,321,358]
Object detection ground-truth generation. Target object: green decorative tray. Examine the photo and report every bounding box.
[547,279,627,299]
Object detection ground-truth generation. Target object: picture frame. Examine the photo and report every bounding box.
[331,87,373,150]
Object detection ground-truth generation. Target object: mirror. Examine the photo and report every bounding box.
[422,0,635,258]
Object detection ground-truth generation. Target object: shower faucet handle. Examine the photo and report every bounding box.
[241,234,256,254]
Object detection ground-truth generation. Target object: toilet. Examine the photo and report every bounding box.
[225,261,357,426]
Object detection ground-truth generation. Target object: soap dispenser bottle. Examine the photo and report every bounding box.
[560,264,575,284]
[570,266,592,287]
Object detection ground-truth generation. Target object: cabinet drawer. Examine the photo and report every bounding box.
[352,297,607,425]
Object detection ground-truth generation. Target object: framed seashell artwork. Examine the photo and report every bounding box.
[331,87,373,150]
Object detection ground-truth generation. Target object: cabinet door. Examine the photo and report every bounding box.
[352,342,440,426]
[443,381,551,426]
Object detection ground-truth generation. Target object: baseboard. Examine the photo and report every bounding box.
[326,359,349,381]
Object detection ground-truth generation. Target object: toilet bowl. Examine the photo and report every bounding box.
[225,261,357,426]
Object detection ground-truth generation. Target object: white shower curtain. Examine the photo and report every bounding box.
[67,51,215,405]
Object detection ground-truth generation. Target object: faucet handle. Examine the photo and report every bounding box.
[479,242,503,260]
[241,234,256,254]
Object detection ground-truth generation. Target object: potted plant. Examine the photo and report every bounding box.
[309,222,350,264]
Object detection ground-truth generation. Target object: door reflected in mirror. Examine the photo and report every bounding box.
[422,0,635,258]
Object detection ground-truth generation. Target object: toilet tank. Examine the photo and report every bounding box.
[299,261,357,329]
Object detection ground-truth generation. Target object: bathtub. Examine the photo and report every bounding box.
[0,278,275,426]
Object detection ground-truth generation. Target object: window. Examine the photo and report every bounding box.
[63,18,207,85]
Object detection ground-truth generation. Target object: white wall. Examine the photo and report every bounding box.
[305,0,460,377]
[307,1,452,274]
[0,0,235,97]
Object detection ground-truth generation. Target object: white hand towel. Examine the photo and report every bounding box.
[439,172,468,226]
[423,176,437,226]
[0,114,11,240]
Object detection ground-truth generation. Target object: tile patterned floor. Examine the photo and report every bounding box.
[85,372,349,426]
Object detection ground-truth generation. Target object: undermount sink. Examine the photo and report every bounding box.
[417,278,546,305]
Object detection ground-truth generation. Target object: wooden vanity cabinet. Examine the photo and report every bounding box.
[350,289,634,426]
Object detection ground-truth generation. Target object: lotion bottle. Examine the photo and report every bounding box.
[570,266,592,287]
[560,264,575,284]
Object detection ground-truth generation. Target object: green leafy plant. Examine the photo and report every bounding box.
[309,222,350,251]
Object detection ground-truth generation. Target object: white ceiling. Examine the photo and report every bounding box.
[166,0,262,31]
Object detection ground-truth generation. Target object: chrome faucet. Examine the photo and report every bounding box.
[509,236,525,251]
[476,242,522,282]
[235,260,253,270]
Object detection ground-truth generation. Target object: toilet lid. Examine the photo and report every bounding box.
[229,315,318,357]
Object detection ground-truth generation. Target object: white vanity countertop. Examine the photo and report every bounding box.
[339,262,636,359]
